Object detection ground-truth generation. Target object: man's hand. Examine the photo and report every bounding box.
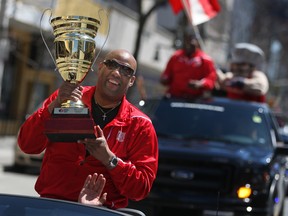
[228,77,245,89]
[188,80,203,89]
[48,81,83,113]
[78,125,115,168]
[57,81,83,104]
[78,173,107,206]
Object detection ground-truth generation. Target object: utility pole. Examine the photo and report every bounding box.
[0,0,7,34]
[0,0,9,104]
[0,0,9,59]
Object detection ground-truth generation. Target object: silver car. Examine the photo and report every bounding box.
[13,142,44,171]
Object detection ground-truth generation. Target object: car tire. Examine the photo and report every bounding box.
[13,163,27,172]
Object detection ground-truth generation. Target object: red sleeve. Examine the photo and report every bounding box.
[17,90,59,154]
[160,54,177,84]
[108,119,158,203]
[201,59,217,90]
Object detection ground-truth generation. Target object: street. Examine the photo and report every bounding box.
[0,166,38,196]
[0,136,38,197]
[1,135,288,215]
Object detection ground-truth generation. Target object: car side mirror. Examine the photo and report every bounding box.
[274,144,288,157]
[279,132,288,145]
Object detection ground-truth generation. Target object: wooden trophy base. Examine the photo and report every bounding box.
[44,107,96,142]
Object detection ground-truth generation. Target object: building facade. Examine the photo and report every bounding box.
[0,0,176,135]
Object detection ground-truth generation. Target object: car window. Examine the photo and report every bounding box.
[141,99,273,148]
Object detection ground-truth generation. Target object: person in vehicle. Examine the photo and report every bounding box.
[17,49,159,209]
[160,28,217,99]
[78,173,107,206]
[217,43,269,102]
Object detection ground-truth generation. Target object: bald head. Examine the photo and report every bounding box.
[105,49,137,73]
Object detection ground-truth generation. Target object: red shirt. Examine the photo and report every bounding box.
[161,49,217,98]
[18,86,158,209]
[227,91,266,103]
[226,72,267,103]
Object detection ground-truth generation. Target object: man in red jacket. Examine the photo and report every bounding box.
[17,49,158,209]
[160,29,217,98]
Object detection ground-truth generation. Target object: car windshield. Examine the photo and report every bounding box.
[142,98,272,147]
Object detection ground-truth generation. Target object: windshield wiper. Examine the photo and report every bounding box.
[182,135,244,145]
[157,133,250,146]
[157,132,188,140]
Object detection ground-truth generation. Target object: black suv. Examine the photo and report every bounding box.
[131,96,288,216]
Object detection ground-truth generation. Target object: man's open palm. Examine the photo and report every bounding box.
[78,173,107,206]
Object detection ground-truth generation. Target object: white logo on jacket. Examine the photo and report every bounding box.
[117,131,125,142]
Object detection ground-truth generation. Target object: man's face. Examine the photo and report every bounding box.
[230,63,254,77]
[183,35,198,56]
[97,52,136,99]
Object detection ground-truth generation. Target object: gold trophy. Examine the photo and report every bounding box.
[43,13,102,142]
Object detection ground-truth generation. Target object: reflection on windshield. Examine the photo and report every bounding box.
[151,100,271,147]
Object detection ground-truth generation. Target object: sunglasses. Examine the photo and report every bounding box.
[103,59,135,78]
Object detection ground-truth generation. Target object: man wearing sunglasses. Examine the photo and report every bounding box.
[17,49,159,210]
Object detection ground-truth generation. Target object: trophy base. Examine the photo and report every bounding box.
[44,115,96,142]
[53,107,89,116]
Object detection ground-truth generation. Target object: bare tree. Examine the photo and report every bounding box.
[127,0,168,101]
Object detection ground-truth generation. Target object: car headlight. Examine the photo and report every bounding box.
[237,184,252,198]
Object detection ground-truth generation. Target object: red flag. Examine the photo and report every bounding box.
[169,0,184,14]
[169,0,221,25]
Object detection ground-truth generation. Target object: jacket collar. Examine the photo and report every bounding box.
[81,86,132,127]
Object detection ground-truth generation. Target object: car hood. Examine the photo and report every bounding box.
[158,137,273,166]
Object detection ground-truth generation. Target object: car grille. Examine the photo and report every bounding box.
[30,157,43,162]
[153,153,234,196]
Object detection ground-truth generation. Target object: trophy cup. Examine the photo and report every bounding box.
[43,14,101,142]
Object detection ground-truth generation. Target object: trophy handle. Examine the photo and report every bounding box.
[39,8,109,73]
[40,8,57,70]
[90,8,110,71]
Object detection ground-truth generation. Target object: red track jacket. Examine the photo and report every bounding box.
[161,49,217,98]
[18,86,158,209]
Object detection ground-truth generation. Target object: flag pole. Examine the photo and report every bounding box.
[181,0,206,52]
